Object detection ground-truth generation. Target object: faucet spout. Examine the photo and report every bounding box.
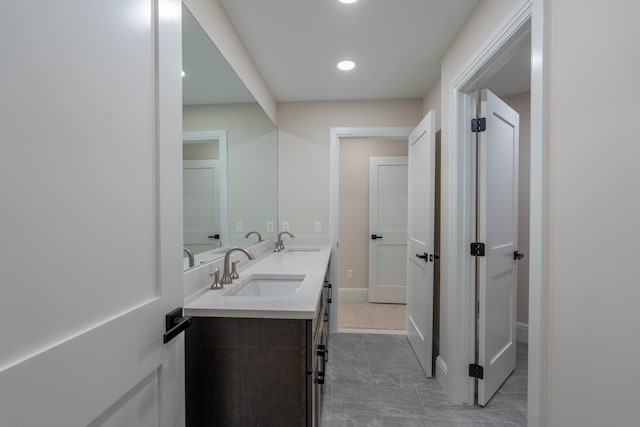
[183,247,195,268]
[221,247,255,284]
[274,231,295,252]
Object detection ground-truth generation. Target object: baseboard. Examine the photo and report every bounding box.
[517,321,528,344]
[435,356,448,393]
[338,287,368,302]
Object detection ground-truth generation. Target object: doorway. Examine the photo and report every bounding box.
[337,138,408,333]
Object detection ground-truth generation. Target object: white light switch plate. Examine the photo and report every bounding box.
[235,221,243,233]
[282,221,290,232]
[314,221,321,233]
[267,221,274,233]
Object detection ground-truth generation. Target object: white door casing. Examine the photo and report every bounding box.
[406,111,436,377]
[477,89,520,405]
[368,156,408,304]
[183,160,220,248]
[0,1,184,426]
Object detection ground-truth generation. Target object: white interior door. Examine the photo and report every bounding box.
[477,89,520,405]
[0,1,185,426]
[183,159,220,249]
[407,111,436,376]
[368,156,408,303]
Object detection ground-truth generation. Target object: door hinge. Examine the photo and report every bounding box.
[470,242,485,257]
[471,117,486,132]
[469,363,484,379]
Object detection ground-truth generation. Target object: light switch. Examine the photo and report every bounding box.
[267,221,274,233]
[282,221,290,232]
[235,221,243,233]
[314,221,321,233]
[347,269,353,279]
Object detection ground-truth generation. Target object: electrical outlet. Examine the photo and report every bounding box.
[347,269,353,279]
[314,221,321,233]
[235,221,243,233]
[282,221,290,232]
[267,221,274,233]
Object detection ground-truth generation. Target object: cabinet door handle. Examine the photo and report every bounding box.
[371,234,383,240]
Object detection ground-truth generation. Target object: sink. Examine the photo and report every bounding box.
[284,248,321,254]
[223,274,305,297]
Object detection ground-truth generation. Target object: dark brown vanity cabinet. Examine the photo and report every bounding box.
[185,280,332,427]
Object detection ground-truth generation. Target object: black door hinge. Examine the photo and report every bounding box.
[469,363,484,379]
[470,242,485,257]
[471,118,486,132]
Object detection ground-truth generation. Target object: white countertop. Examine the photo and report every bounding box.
[184,246,331,319]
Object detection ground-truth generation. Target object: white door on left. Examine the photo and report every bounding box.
[0,1,184,426]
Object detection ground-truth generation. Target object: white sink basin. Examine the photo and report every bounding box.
[223,274,306,297]
[284,248,321,254]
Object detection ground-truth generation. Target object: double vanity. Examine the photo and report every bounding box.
[184,245,332,426]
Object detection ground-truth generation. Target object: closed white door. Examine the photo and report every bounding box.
[183,159,220,249]
[368,156,408,303]
[0,1,185,426]
[406,111,436,376]
[477,89,520,405]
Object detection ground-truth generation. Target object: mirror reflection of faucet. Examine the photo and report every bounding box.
[274,231,295,252]
[245,231,263,242]
[183,247,195,268]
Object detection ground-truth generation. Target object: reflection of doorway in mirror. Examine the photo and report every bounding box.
[183,131,228,270]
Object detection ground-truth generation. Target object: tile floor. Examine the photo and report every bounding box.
[321,333,527,427]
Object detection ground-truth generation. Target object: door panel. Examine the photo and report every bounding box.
[0,0,184,425]
[368,157,408,303]
[183,160,220,246]
[407,111,436,377]
[477,89,520,405]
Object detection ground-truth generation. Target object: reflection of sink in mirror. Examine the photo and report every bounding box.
[223,274,305,297]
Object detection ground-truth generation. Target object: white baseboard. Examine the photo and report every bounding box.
[338,287,368,302]
[517,321,528,344]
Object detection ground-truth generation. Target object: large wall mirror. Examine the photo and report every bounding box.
[182,5,278,270]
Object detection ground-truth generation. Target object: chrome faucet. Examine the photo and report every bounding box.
[183,247,195,268]
[221,247,255,284]
[245,231,263,242]
[274,231,295,252]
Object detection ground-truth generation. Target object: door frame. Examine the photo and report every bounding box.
[329,127,414,333]
[446,0,546,425]
[183,130,228,248]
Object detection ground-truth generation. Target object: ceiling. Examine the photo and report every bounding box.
[218,0,480,102]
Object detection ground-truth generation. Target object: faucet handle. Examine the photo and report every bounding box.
[231,261,240,279]
[209,269,222,290]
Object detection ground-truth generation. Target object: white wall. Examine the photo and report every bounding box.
[183,0,277,124]
[277,99,422,237]
[544,1,640,425]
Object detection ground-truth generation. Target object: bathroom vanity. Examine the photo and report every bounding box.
[184,247,331,427]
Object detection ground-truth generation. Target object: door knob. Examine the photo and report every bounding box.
[416,252,428,261]
[371,234,383,240]
[514,251,525,260]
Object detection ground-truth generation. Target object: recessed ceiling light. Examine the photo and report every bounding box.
[337,60,356,71]
[338,0,358,4]
[181,70,186,78]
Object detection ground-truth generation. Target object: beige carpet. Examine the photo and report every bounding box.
[338,301,406,331]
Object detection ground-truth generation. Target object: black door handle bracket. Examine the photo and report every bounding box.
[163,307,192,344]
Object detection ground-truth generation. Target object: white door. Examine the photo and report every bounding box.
[406,111,436,376]
[0,1,185,426]
[183,160,221,250]
[477,89,520,405]
[368,156,408,303]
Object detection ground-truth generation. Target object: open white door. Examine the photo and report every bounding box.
[183,159,221,251]
[407,111,436,376]
[0,1,185,426]
[477,89,520,405]
[368,156,408,303]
